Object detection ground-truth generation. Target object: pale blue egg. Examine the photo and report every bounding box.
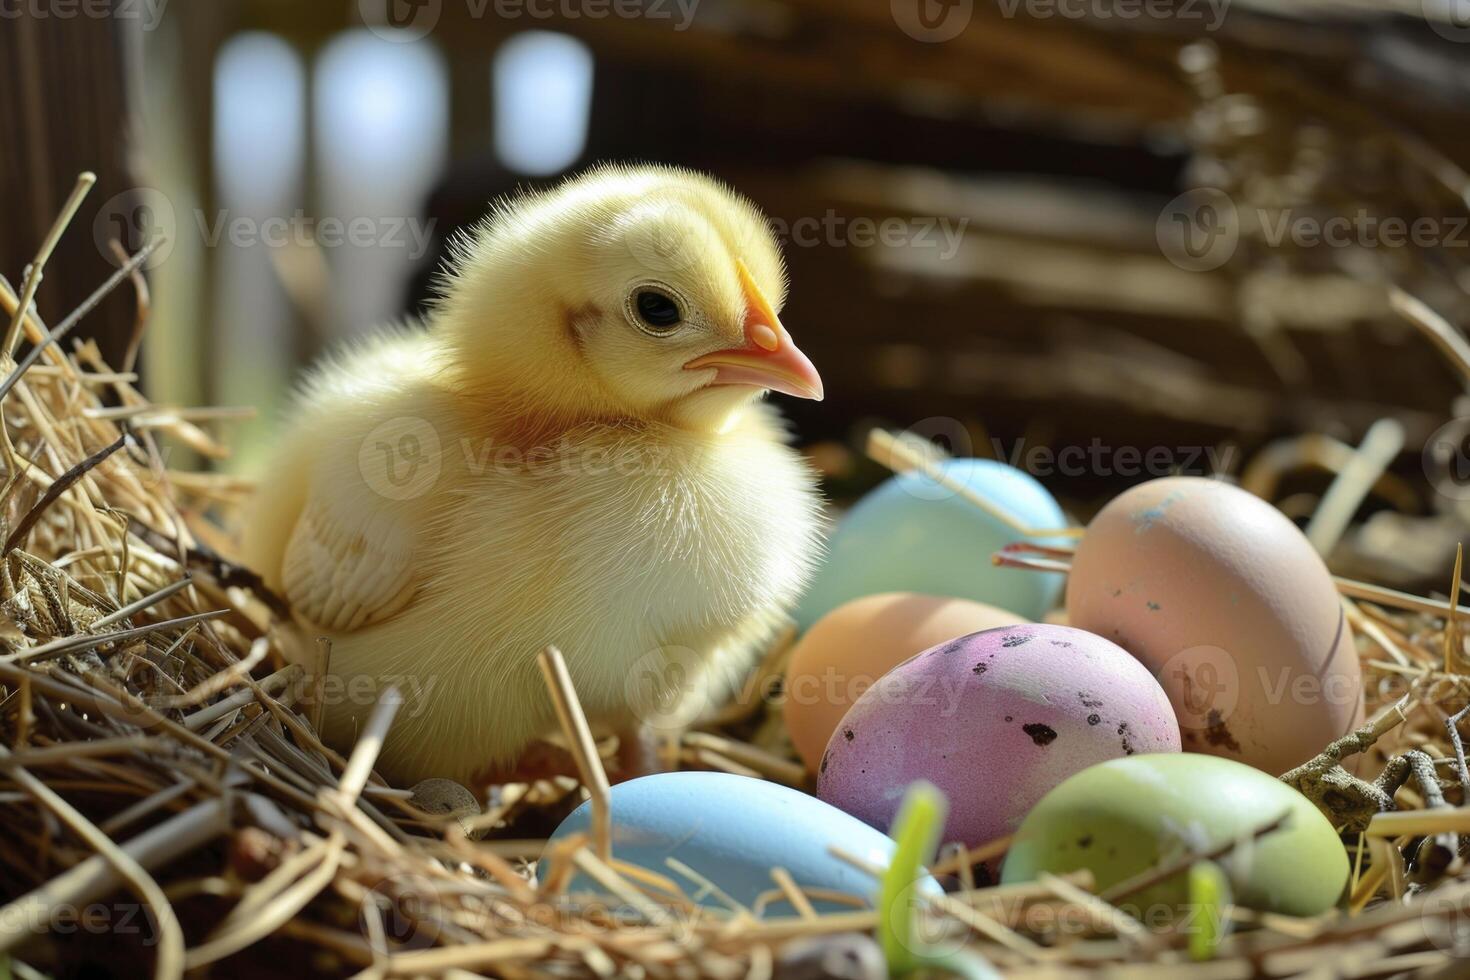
[796,458,1067,629]
[539,771,928,913]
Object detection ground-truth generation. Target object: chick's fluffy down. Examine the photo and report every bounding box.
[244,166,825,785]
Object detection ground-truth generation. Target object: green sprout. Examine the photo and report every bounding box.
[1187,859,1232,961]
[878,781,1000,980]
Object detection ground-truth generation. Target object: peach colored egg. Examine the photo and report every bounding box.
[784,593,1025,773]
[1066,477,1363,776]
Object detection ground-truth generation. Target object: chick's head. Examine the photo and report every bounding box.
[437,164,822,432]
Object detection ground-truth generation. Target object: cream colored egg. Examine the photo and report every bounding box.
[784,592,1025,772]
[1067,477,1362,775]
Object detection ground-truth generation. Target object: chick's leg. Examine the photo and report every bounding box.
[612,725,666,780]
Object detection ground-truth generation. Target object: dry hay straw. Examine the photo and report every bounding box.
[2,181,1470,980]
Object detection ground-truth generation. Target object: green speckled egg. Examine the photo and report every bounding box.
[1001,753,1347,919]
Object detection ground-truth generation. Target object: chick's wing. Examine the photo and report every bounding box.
[281,490,418,632]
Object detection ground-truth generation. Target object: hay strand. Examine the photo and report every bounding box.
[537,645,612,861]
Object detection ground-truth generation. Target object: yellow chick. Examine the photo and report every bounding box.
[244,165,825,787]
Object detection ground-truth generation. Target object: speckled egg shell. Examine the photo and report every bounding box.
[1066,477,1363,776]
[816,624,1180,847]
[1001,753,1349,917]
[539,771,935,912]
[785,593,1027,773]
[793,458,1068,629]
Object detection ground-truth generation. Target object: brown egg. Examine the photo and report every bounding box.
[784,592,1026,772]
[1067,477,1363,776]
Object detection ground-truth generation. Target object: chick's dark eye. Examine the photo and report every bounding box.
[634,289,682,331]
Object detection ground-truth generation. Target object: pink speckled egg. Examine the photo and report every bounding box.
[785,593,1026,774]
[816,624,1180,847]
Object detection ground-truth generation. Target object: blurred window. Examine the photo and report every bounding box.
[212,31,305,465]
[314,28,448,336]
[493,31,594,177]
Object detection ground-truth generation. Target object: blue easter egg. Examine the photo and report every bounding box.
[539,771,928,913]
[796,458,1066,629]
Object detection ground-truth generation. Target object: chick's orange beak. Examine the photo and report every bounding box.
[683,260,824,401]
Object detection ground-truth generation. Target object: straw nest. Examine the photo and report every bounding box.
[4,181,1470,980]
